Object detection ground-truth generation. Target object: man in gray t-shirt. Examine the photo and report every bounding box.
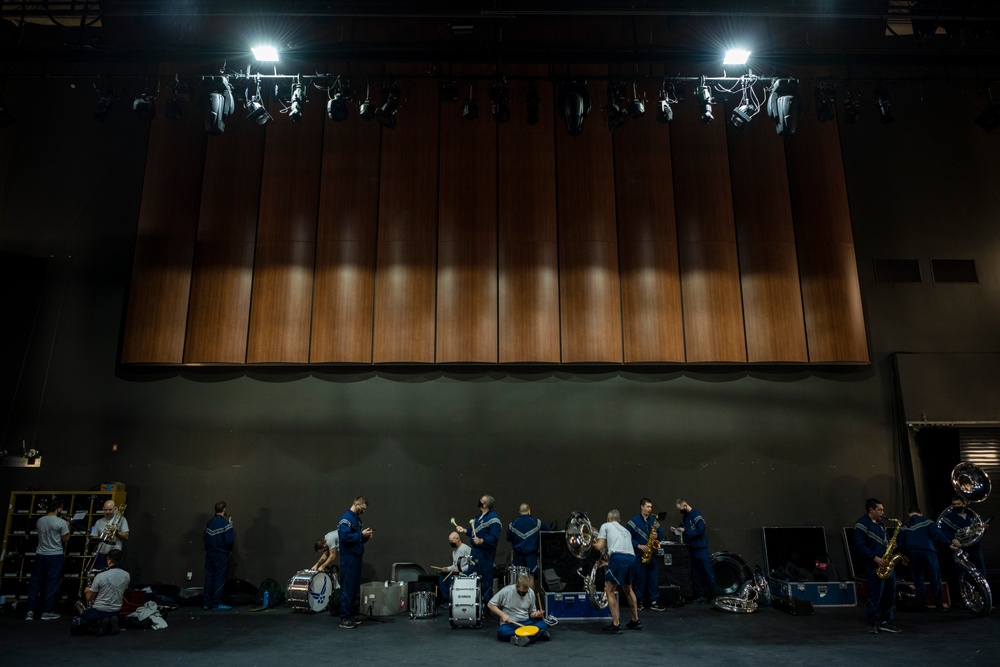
[26,498,71,621]
[72,549,130,636]
[487,573,550,646]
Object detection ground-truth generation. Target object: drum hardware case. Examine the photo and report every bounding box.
[771,595,814,615]
[360,581,408,616]
[449,575,482,628]
[544,591,614,621]
[762,526,857,607]
[657,543,693,598]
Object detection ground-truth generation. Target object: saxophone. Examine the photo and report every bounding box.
[875,518,902,579]
[641,520,661,565]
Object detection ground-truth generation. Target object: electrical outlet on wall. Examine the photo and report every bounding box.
[186,571,193,581]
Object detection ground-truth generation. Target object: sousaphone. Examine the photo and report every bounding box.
[938,462,992,616]
[565,512,608,610]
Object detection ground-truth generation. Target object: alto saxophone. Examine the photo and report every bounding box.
[875,518,903,579]
[641,520,661,565]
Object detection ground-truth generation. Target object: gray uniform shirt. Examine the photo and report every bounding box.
[36,515,69,555]
[90,567,131,612]
[488,583,537,623]
[91,516,131,555]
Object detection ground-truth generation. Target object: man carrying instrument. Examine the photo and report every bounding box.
[25,498,71,621]
[592,509,641,634]
[899,505,956,612]
[939,495,988,579]
[71,548,129,636]
[672,498,716,604]
[203,501,235,611]
[507,503,548,584]
[627,498,666,611]
[487,573,551,647]
[90,500,129,571]
[853,498,901,634]
[338,495,373,629]
[456,494,502,605]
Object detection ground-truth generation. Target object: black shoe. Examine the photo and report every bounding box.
[109,616,120,636]
[879,621,901,634]
[352,614,366,624]
[868,624,879,635]
[637,603,645,611]
[626,619,643,630]
[339,617,357,629]
[602,623,623,634]
[96,618,112,637]
[648,601,667,612]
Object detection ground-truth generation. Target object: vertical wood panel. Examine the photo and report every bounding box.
[613,77,684,363]
[246,90,325,363]
[373,68,439,363]
[555,69,622,363]
[437,68,498,363]
[786,108,869,363]
[726,107,808,362]
[498,66,560,363]
[671,98,746,362]
[121,63,205,364]
[183,113,265,363]
[311,64,382,363]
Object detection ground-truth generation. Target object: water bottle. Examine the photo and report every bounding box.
[263,590,270,608]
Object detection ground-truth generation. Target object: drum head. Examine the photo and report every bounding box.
[307,571,332,612]
[515,625,539,637]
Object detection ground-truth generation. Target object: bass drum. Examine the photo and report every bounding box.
[287,569,334,613]
[710,551,753,596]
[449,575,483,628]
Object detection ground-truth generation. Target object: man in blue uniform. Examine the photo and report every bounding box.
[203,501,235,611]
[853,498,900,634]
[507,503,546,581]
[939,495,988,579]
[457,494,502,605]
[627,498,666,611]
[899,505,958,611]
[672,498,716,604]
[338,495,373,629]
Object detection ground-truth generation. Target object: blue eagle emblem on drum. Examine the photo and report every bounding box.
[310,576,329,606]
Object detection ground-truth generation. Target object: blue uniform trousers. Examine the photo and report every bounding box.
[690,547,715,599]
[203,552,229,608]
[633,556,660,604]
[27,553,64,614]
[496,619,548,643]
[472,549,496,605]
[340,552,362,619]
[865,565,895,625]
[908,549,943,608]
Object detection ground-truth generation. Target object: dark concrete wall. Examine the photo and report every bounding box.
[1,76,997,588]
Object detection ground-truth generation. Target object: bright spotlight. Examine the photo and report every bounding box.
[252,46,280,62]
[723,49,751,65]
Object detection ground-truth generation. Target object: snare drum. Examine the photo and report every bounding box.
[287,569,333,613]
[408,591,437,619]
[505,566,530,587]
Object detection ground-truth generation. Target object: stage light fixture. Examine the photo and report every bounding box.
[377,83,400,129]
[201,76,235,135]
[724,48,751,66]
[729,101,757,129]
[93,83,114,121]
[766,78,800,136]
[490,79,511,123]
[695,79,714,124]
[558,80,591,136]
[525,82,541,125]
[132,93,156,122]
[244,79,271,126]
[463,84,478,121]
[326,77,350,122]
[359,82,375,121]
[843,92,860,124]
[877,86,894,124]
[252,45,279,62]
[815,83,836,122]
[164,78,189,120]
[440,81,459,102]
[629,81,646,119]
[288,81,306,121]
[603,81,629,132]
[656,80,677,123]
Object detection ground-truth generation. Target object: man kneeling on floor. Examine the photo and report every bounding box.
[71,548,130,636]
[487,573,551,647]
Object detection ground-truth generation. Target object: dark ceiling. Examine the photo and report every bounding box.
[1,1,999,74]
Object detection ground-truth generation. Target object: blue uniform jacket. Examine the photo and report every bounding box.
[203,515,234,553]
[338,509,367,557]
[470,510,502,552]
[507,515,544,555]
[898,514,950,554]
[627,514,664,552]
[853,514,888,562]
[682,509,709,549]
[938,508,974,543]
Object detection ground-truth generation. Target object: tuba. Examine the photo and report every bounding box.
[714,565,771,613]
[876,518,903,580]
[938,462,992,616]
[564,512,607,609]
